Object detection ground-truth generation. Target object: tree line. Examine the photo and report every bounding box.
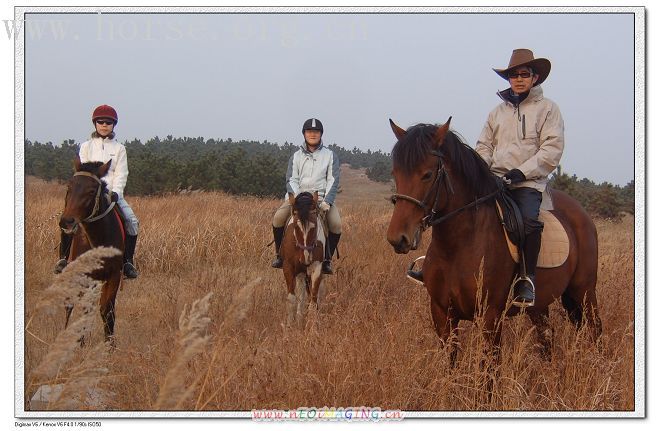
[24,137,634,219]
[548,167,634,219]
[24,137,391,197]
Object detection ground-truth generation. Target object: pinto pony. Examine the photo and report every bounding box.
[59,156,125,344]
[386,118,601,362]
[280,191,326,326]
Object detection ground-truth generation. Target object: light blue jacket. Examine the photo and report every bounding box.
[285,142,340,205]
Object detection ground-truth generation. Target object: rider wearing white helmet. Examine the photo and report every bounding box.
[271,118,342,274]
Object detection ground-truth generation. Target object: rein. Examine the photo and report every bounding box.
[294,211,319,252]
[71,171,116,224]
[390,150,500,231]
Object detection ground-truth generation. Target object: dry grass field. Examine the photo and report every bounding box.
[22,166,635,412]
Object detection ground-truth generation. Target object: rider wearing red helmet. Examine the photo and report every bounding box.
[54,104,140,278]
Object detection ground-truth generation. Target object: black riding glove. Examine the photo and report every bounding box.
[502,169,526,185]
[111,192,119,202]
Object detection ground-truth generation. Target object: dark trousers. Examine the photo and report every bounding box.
[509,187,543,234]
[509,187,544,276]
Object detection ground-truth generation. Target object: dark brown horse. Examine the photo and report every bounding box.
[280,191,326,326]
[59,156,125,344]
[386,118,601,362]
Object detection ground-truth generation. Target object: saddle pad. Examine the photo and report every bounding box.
[496,203,569,268]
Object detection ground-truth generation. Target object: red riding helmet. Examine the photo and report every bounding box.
[92,105,118,124]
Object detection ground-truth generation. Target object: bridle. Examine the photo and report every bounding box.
[61,171,116,233]
[293,209,319,253]
[390,150,501,232]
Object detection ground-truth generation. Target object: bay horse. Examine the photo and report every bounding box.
[280,191,326,326]
[386,118,601,363]
[59,156,125,344]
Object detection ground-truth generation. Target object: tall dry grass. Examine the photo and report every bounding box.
[23,167,634,411]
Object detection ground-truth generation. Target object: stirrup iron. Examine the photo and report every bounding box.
[406,256,426,285]
[510,274,535,308]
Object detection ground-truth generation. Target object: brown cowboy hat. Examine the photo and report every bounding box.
[493,49,551,86]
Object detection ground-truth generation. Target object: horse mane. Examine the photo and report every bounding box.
[77,161,109,193]
[78,161,105,175]
[294,192,316,223]
[392,124,498,197]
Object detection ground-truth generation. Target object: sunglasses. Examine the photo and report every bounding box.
[508,72,533,79]
[95,119,115,125]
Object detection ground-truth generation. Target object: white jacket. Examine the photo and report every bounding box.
[79,136,129,196]
[285,142,340,205]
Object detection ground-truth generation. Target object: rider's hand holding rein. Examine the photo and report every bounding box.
[319,200,331,213]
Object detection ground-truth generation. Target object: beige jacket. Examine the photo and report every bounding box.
[475,85,564,192]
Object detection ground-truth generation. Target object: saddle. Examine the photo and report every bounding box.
[495,192,569,269]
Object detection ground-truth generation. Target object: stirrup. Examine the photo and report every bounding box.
[511,274,535,308]
[406,256,425,285]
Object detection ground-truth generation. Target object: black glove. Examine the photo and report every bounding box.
[111,192,119,202]
[502,169,526,185]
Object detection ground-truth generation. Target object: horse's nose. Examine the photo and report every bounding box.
[59,216,75,229]
[388,234,411,254]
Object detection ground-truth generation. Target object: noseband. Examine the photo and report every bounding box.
[390,150,501,231]
[63,171,116,232]
[390,150,454,231]
[294,211,319,253]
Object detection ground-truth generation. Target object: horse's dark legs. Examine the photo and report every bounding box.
[64,304,74,328]
[561,289,602,342]
[528,307,553,361]
[99,275,121,346]
[480,308,503,403]
[430,299,460,367]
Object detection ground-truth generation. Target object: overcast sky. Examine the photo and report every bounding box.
[24,12,635,185]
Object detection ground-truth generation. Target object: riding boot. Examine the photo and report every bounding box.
[123,234,139,279]
[322,232,340,275]
[513,225,543,307]
[54,232,73,274]
[271,226,285,268]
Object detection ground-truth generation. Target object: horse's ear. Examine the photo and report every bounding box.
[98,159,112,178]
[389,119,406,141]
[288,192,295,206]
[313,191,318,203]
[435,116,452,146]
[73,155,81,172]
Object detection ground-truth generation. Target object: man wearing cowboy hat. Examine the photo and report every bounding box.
[476,48,565,307]
[407,49,564,307]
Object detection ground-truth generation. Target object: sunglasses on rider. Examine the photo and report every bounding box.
[95,119,115,126]
[508,71,533,79]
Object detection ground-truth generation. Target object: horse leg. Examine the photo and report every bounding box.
[528,307,553,361]
[430,299,460,367]
[99,273,121,347]
[562,287,603,343]
[481,308,503,403]
[283,267,297,327]
[64,304,74,329]
[308,262,324,309]
[295,273,308,326]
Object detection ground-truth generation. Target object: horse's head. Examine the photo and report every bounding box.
[386,118,452,254]
[289,191,320,266]
[59,155,111,233]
